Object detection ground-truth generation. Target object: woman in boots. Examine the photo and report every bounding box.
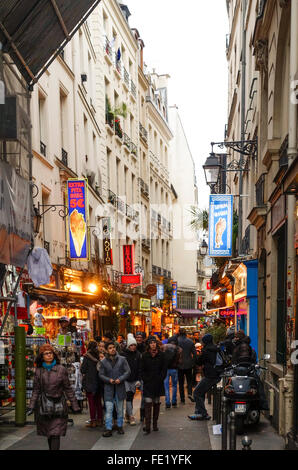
[140,337,167,434]
[81,341,103,428]
[27,344,80,450]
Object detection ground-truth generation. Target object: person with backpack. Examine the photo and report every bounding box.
[162,337,182,409]
[176,328,197,403]
[188,334,221,421]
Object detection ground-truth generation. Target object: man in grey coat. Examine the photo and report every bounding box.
[98,342,131,437]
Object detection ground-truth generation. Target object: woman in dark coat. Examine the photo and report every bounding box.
[27,344,80,450]
[81,340,103,428]
[140,337,167,434]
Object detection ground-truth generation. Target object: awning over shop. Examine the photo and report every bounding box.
[25,285,101,306]
[176,309,205,318]
[0,0,101,87]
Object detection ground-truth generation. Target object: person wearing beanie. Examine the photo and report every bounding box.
[188,333,221,421]
[120,334,142,426]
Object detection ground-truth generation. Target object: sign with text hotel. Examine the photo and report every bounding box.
[123,245,135,274]
[67,179,89,260]
[209,195,233,257]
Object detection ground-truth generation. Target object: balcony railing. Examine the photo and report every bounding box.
[40,141,46,157]
[115,54,122,74]
[123,67,130,87]
[256,173,266,206]
[117,197,126,214]
[241,225,251,255]
[139,123,148,142]
[279,135,289,168]
[104,36,113,61]
[123,133,131,150]
[61,148,68,166]
[131,80,136,98]
[130,141,137,157]
[114,119,123,140]
[138,177,149,196]
[108,190,117,207]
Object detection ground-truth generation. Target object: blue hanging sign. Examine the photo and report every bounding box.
[209,195,233,257]
[157,284,164,300]
[67,179,89,260]
[172,282,178,309]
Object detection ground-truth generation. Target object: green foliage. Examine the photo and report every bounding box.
[189,206,209,232]
[205,325,227,345]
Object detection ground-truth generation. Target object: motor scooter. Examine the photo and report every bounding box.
[222,355,270,434]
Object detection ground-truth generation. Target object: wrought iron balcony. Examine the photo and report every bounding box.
[279,135,288,169]
[104,36,113,61]
[105,110,114,129]
[115,54,122,74]
[117,197,126,214]
[123,133,131,150]
[61,148,68,166]
[123,67,130,87]
[131,80,136,98]
[241,225,252,255]
[139,123,148,142]
[40,141,46,157]
[108,189,117,207]
[114,119,123,140]
[138,177,149,197]
[130,141,137,157]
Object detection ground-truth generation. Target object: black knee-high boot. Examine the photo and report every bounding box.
[152,402,161,431]
[143,402,152,434]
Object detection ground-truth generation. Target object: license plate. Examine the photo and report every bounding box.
[235,404,246,414]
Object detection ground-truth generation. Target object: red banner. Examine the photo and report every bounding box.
[121,274,142,285]
[123,245,135,274]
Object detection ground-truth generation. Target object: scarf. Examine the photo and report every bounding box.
[42,359,56,371]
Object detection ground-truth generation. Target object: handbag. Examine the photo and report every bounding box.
[38,369,68,418]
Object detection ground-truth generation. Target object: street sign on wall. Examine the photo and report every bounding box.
[67,179,89,260]
[209,195,233,257]
[102,217,113,265]
[157,284,164,300]
[172,282,177,309]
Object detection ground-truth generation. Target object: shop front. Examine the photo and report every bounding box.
[233,260,258,357]
[176,309,205,334]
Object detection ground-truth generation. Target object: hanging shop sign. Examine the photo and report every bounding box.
[233,263,247,302]
[146,284,157,297]
[123,245,135,274]
[209,195,233,257]
[102,217,113,265]
[157,284,164,300]
[0,161,32,266]
[140,298,151,311]
[121,274,142,285]
[172,282,178,309]
[207,281,211,290]
[67,179,89,260]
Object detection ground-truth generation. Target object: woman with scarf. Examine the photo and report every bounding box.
[27,344,80,450]
[81,340,103,428]
[140,337,167,434]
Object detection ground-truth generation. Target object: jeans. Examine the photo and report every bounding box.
[86,392,103,422]
[178,368,193,400]
[193,377,220,417]
[164,369,178,405]
[105,395,124,430]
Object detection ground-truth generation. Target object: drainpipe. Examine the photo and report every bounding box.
[286,0,298,442]
[238,0,247,255]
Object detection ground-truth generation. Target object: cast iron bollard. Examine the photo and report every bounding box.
[229,411,236,450]
[221,396,228,450]
[242,436,252,450]
[212,385,217,420]
[216,386,223,425]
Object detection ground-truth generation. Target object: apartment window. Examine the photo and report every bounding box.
[124,166,128,199]
[131,173,135,204]
[83,114,88,163]
[60,89,68,155]
[38,93,47,157]
[107,148,111,189]
[177,293,196,310]
[116,158,121,195]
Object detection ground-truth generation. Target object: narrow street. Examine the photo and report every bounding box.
[0,391,284,451]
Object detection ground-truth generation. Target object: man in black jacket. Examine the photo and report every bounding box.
[177,329,196,403]
[188,334,221,421]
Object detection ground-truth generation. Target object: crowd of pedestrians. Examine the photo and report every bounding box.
[27,324,261,450]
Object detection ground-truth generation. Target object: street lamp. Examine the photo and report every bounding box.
[203,153,222,189]
[199,239,208,256]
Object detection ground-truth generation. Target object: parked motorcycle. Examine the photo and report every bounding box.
[221,355,270,434]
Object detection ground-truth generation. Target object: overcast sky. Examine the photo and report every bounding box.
[126,0,229,209]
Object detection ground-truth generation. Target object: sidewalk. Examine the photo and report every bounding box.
[205,401,285,450]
